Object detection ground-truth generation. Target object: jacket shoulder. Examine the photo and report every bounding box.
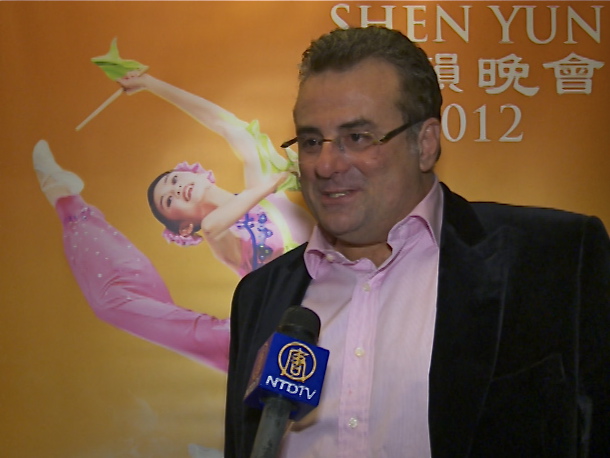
[471,201,607,240]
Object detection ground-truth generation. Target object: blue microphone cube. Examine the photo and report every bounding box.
[244,332,329,421]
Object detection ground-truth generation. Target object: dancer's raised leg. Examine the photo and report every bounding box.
[33,140,230,371]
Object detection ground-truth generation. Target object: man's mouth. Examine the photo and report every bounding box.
[328,191,349,198]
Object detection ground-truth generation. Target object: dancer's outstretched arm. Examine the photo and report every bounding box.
[119,73,288,188]
[35,140,230,372]
[203,173,289,240]
[201,173,289,273]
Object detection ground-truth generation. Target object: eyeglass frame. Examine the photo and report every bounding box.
[280,120,420,152]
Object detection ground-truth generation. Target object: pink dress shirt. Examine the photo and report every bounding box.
[280,179,443,458]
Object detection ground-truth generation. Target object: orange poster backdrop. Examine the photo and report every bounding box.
[1,2,608,457]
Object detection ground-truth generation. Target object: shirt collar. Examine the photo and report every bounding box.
[304,177,443,279]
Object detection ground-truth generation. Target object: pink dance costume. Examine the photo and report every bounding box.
[57,195,230,372]
[230,193,306,277]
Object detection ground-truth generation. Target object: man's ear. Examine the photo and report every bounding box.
[418,118,441,172]
[178,221,194,236]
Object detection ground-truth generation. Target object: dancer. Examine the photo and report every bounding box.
[34,75,314,372]
[119,72,313,276]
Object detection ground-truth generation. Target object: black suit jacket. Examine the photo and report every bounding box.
[225,184,610,457]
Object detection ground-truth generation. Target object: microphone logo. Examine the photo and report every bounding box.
[244,332,329,420]
[278,342,317,383]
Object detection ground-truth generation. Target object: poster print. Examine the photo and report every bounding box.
[1,1,608,456]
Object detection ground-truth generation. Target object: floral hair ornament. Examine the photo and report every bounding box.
[173,161,216,183]
[162,228,203,246]
[161,161,215,246]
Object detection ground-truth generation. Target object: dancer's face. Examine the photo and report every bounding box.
[152,171,213,225]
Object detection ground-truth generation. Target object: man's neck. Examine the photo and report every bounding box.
[332,239,392,267]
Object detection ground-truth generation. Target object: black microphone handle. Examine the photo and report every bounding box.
[249,396,293,458]
[249,306,321,458]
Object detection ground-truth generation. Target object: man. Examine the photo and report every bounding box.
[225,26,609,457]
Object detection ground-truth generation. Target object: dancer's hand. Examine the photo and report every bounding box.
[268,172,291,194]
[117,71,152,94]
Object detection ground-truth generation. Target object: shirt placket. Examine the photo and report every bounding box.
[337,270,380,458]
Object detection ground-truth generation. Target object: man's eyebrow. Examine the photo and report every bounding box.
[295,119,373,135]
[295,126,321,136]
[339,119,373,130]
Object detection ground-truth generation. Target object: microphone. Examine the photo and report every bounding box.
[244,306,329,458]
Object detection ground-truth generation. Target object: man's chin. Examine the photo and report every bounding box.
[318,222,365,245]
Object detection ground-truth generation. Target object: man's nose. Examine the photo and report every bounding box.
[314,141,350,178]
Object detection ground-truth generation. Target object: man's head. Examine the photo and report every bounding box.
[291,27,442,262]
[298,26,442,132]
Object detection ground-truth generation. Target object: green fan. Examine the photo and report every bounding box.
[76,38,148,131]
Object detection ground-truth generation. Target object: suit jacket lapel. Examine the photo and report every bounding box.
[429,185,512,457]
[250,245,312,349]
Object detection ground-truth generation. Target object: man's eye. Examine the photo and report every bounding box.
[298,137,322,149]
[167,196,173,208]
[343,132,374,150]
[171,175,178,185]
[347,132,372,144]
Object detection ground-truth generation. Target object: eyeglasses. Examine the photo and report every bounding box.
[280,121,418,156]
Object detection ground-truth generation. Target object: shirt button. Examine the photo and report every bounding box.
[362,283,371,292]
[354,347,365,357]
[325,253,335,262]
[348,417,359,428]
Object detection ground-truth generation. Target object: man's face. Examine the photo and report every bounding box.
[294,58,437,252]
